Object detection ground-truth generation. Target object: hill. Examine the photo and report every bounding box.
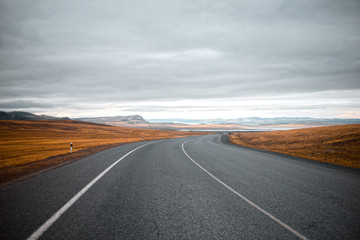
[0,111,69,120]
[76,115,149,125]
[228,124,360,168]
[0,120,207,185]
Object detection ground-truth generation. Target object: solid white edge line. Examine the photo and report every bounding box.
[181,139,309,240]
[27,142,153,240]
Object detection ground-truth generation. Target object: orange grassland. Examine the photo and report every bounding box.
[228,124,360,169]
[0,120,208,184]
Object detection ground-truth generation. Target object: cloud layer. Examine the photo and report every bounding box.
[1,0,360,119]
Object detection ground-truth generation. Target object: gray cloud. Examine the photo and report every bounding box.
[0,100,54,109]
[0,0,360,118]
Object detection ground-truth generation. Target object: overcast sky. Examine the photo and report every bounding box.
[1,0,360,119]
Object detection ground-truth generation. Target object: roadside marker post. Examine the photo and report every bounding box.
[70,142,73,153]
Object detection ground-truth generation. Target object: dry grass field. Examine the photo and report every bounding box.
[228,124,360,168]
[0,120,208,184]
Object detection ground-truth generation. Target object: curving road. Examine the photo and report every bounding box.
[1,135,359,239]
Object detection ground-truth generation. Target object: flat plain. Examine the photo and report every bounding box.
[0,120,207,184]
[228,124,360,168]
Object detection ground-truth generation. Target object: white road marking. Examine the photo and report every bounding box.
[27,142,153,240]
[181,139,309,240]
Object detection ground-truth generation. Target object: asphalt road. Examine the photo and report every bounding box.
[1,134,359,239]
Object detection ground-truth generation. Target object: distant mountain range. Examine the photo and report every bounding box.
[198,117,360,126]
[76,115,360,130]
[1,111,360,129]
[149,117,360,126]
[0,111,69,121]
[76,115,149,125]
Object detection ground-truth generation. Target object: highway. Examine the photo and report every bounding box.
[1,134,359,239]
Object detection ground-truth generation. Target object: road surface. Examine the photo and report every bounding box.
[1,135,359,239]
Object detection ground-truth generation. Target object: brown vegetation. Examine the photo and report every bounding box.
[0,120,208,185]
[228,124,360,169]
